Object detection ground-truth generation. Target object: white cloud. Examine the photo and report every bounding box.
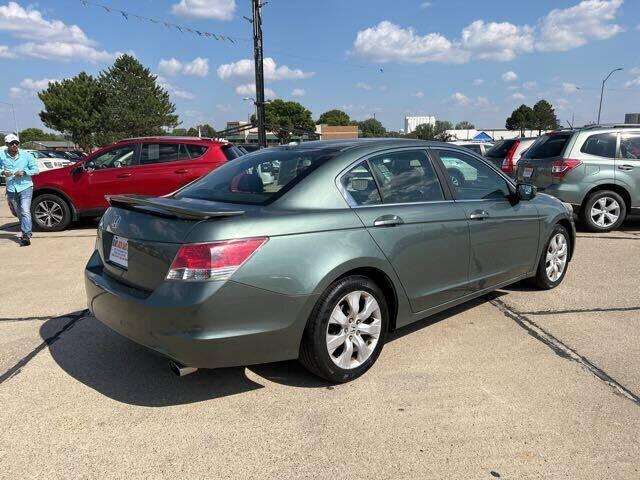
[415,91,424,98]
[507,85,520,91]
[171,0,236,21]
[160,57,209,77]
[472,78,484,86]
[461,20,534,61]
[157,76,195,100]
[511,92,526,100]
[350,21,469,64]
[536,0,623,52]
[235,83,275,98]
[522,81,538,90]
[562,82,579,93]
[217,57,314,82]
[625,68,640,88]
[216,103,232,112]
[291,88,305,97]
[502,71,518,82]
[9,77,61,98]
[351,0,624,64]
[0,2,122,63]
[475,96,489,107]
[450,92,470,105]
[420,2,432,8]
[355,82,373,90]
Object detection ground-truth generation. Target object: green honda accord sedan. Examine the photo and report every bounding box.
[85,139,575,382]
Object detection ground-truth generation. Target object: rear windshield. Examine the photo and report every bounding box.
[174,147,340,205]
[524,133,571,159]
[486,140,516,158]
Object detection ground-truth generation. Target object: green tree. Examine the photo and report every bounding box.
[412,123,436,140]
[532,100,559,134]
[316,109,351,126]
[171,128,188,136]
[38,72,104,151]
[97,54,179,145]
[185,124,216,137]
[358,118,386,138]
[505,105,536,136]
[252,99,315,143]
[434,120,454,141]
[18,128,59,144]
[455,121,475,130]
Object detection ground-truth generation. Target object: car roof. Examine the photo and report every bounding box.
[116,136,229,145]
[289,138,453,152]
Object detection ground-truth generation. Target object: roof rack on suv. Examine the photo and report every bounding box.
[118,136,222,142]
[581,124,640,130]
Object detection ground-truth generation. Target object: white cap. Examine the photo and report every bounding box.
[4,133,19,144]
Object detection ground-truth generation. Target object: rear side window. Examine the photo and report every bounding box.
[368,150,444,204]
[140,143,180,164]
[620,133,640,159]
[179,144,208,160]
[580,133,617,158]
[175,147,340,205]
[341,163,382,206]
[486,140,516,158]
[524,134,571,159]
[222,145,245,160]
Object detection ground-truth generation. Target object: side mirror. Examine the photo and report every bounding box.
[516,183,537,201]
[85,161,95,170]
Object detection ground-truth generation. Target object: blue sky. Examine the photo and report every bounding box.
[0,0,638,133]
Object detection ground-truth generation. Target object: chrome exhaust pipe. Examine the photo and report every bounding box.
[169,360,198,377]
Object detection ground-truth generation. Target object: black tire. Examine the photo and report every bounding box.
[528,224,570,290]
[581,190,626,232]
[31,194,72,232]
[299,275,389,383]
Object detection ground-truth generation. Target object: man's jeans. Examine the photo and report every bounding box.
[7,187,33,238]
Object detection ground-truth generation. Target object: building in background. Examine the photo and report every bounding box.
[625,113,640,124]
[404,115,435,134]
[316,124,359,140]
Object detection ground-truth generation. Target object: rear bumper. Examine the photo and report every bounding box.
[538,182,586,207]
[85,250,317,369]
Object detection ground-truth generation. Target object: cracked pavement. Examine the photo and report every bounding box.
[0,198,639,479]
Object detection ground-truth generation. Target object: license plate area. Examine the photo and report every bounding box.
[109,235,129,269]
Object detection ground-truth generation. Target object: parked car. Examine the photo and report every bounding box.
[24,149,75,172]
[30,137,244,231]
[515,125,640,232]
[486,137,537,177]
[85,139,575,382]
[450,141,494,156]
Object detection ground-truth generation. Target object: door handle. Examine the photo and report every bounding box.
[373,215,404,227]
[618,164,634,171]
[174,169,189,174]
[469,210,490,220]
[116,173,132,178]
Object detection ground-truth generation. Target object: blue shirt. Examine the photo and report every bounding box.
[0,149,39,193]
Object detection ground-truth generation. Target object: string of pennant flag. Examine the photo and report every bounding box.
[78,0,242,44]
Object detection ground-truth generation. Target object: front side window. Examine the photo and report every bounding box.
[580,133,617,158]
[140,143,180,165]
[91,145,136,169]
[175,146,340,205]
[620,133,640,159]
[438,149,510,200]
[368,150,444,204]
[341,163,382,206]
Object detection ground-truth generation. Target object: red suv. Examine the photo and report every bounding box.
[31,137,243,231]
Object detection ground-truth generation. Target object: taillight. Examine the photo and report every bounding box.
[167,237,268,282]
[551,159,581,178]
[501,140,520,173]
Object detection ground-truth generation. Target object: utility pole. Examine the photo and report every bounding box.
[597,67,622,125]
[251,0,267,148]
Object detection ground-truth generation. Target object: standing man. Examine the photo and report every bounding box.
[1,133,39,246]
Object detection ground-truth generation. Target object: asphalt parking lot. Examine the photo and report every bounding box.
[0,196,639,479]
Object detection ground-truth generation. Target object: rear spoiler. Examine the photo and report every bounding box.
[106,195,244,220]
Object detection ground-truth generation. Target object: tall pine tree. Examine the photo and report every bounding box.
[97,55,179,144]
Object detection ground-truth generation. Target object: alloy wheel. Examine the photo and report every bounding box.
[545,233,568,282]
[326,290,382,369]
[590,197,620,228]
[34,200,64,228]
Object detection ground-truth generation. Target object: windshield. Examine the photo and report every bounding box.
[175,147,340,205]
[524,133,571,159]
[486,140,516,158]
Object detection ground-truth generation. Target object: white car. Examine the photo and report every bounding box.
[450,141,494,156]
[24,149,75,172]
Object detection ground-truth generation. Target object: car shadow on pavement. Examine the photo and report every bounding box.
[40,314,265,407]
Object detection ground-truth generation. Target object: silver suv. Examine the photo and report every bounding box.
[515,125,640,232]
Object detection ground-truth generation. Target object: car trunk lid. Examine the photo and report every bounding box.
[515,132,572,189]
[98,195,245,292]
